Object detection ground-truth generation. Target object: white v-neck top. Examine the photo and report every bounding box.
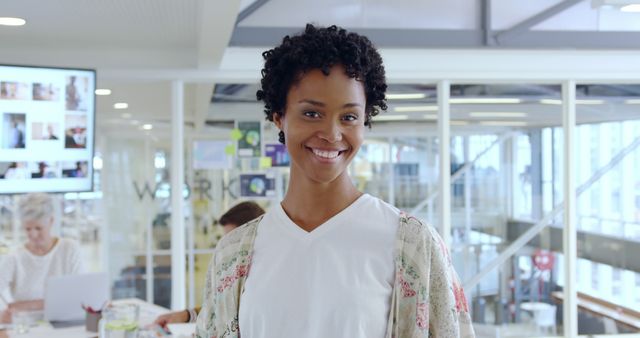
[238,194,399,338]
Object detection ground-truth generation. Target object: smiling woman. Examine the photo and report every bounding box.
[0,193,83,322]
[272,65,366,193]
[195,24,475,338]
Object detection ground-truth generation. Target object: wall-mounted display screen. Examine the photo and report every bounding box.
[264,143,290,167]
[237,121,261,157]
[193,140,232,170]
[0,64,95,194]
[239,173,276,198]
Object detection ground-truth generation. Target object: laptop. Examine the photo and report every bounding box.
[44,273,109,328]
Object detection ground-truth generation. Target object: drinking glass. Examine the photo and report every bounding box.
[98,304,139,338]
[11,310,41,334]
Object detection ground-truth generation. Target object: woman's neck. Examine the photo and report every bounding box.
[281,170,362,232]
[27,237,58,256]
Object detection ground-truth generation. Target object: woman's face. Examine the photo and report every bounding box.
[23,218,52,247]
[274,65,366,184]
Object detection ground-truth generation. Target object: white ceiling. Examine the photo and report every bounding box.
[237,0,640,31]
[1,0,640,139]
[238,0,479,29]
[2,0,241,137]
[0,0,198,50]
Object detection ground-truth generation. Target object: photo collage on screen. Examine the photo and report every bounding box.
[0,68,92,183]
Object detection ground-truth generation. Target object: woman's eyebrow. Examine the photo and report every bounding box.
[298,99,362,108]
[298,99,325,107]
[342,103,362,108]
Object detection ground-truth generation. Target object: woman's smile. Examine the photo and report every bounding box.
[307,146,348,162]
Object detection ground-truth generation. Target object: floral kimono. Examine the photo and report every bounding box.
[195,213,475,338]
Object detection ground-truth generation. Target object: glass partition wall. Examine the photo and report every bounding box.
[443,84,567,337]
[571,85,640,334]
[2,81,638,337]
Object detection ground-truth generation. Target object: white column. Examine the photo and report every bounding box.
[427,137,435,224]
[562,80,578,338]
[621,123,635,238]
[144,138,154,304]
[504,135,514,220]
[186,135,196,309]
[599,125,612,222]
[52,194,62,237]
[463,136,472,241]
[463,136,473,286]
[437,80,451,246]
[388,137,395,206]
[171,80,186,310]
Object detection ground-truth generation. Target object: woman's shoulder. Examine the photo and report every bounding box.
[57,237,79,247]
[215,215,263,253]
[359,194,402,224]
[397,212,441,247]
[55,237,81,254]
[0,250,17,267]
[362,194,400,213]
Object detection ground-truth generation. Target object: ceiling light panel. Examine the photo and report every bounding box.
[621,4,640,11]
[0,17,26,26]
[540,99,605,105]
[479,121,528,127]
[386,93,427,100]
[469,112,528,118]
[540,99,562,105]
[394,105,438,112]
[450,98,522,104]
[374,115,409,121]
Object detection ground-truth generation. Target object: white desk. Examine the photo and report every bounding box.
[5,325,95,338]
[3,298,170,338]
[520,301,553,312]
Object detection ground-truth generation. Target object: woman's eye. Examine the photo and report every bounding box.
[303,111,320,118]
[343,114,358,121]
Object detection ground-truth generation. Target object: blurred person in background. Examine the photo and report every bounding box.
[152,201,265,330]
[0,193,84,323]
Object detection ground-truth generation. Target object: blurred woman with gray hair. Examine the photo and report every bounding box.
[0,193,83,322]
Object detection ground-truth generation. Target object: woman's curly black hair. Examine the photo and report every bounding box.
[257,24,387,142]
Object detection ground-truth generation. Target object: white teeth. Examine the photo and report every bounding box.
[312,149,340,159]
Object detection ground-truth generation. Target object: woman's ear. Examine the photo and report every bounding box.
[273,112,283,130]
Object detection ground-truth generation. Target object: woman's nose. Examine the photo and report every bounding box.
[318,121,342,143]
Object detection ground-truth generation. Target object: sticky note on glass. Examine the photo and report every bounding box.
[230,128,243,141]
[259,157,272,168]
[224,144,236,155]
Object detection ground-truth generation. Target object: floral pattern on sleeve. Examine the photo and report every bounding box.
[392,213,475,338]
[195,217,261,338]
